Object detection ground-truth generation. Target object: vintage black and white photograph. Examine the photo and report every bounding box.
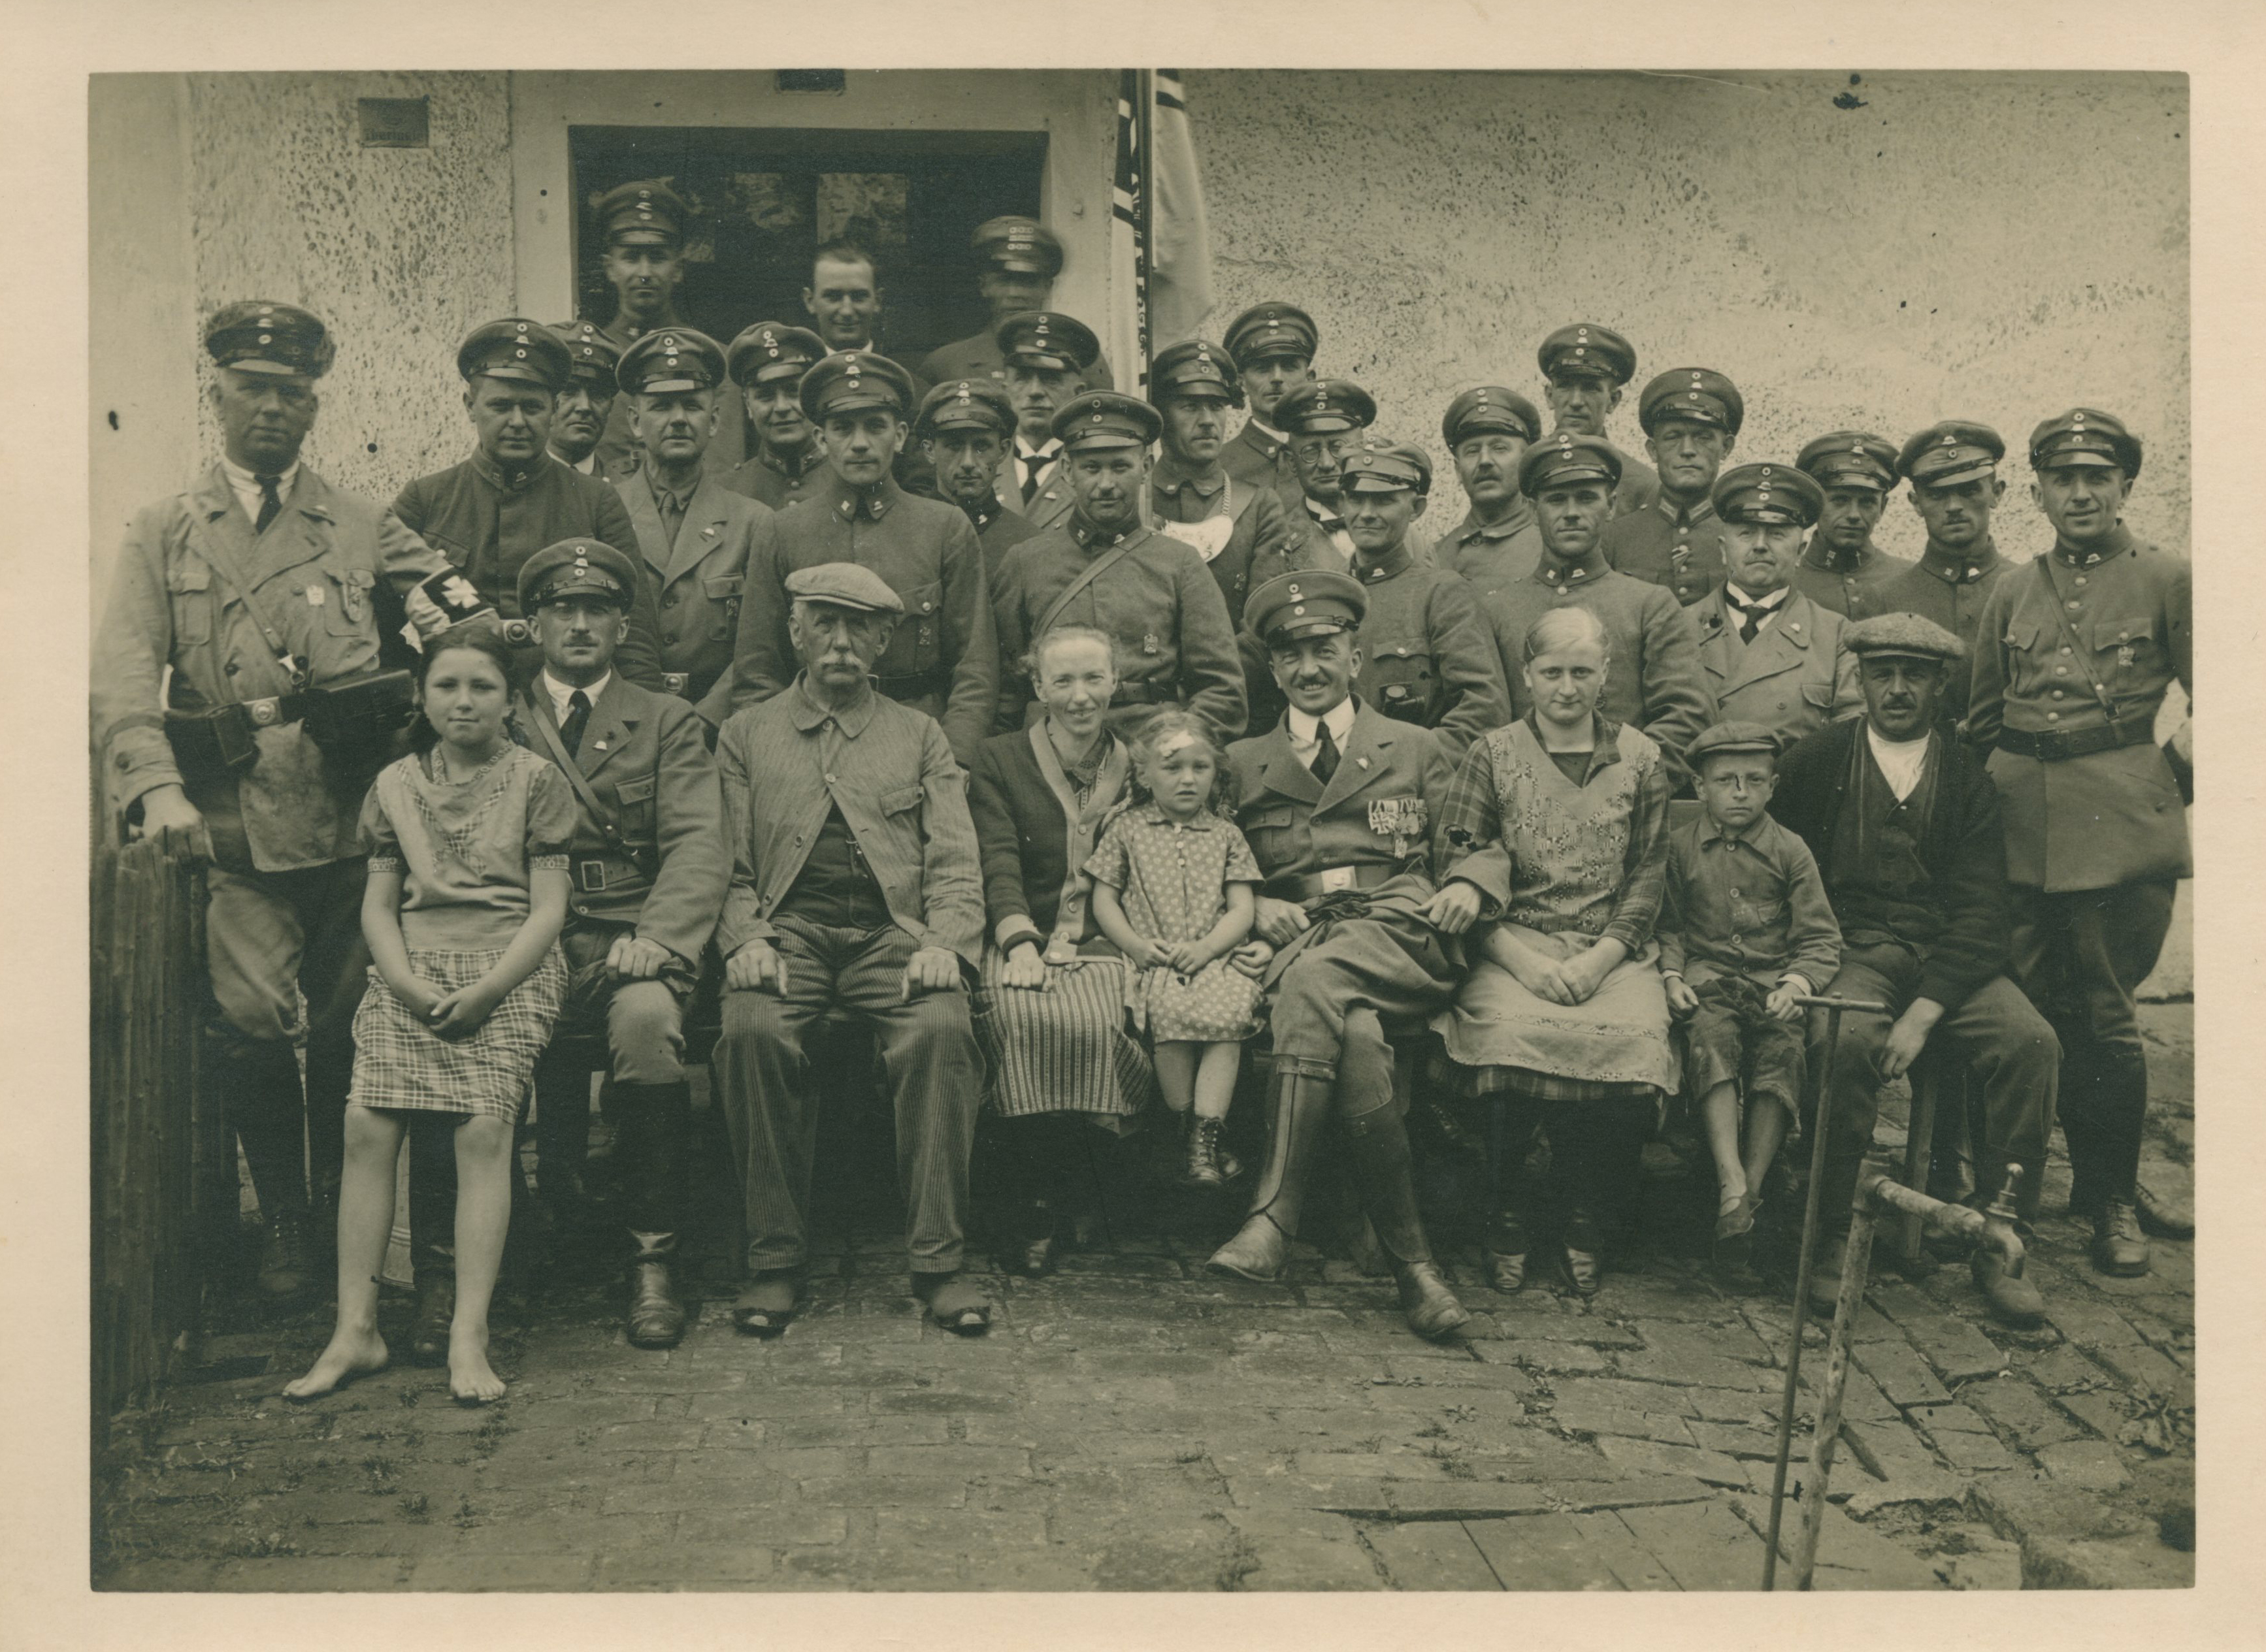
[57,20,2238,1615]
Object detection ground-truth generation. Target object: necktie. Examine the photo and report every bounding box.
[1021,451,1052,505]
[1730,593,1771,645]
[561,688,592,757]
[254,475,283,534]
[1315,513,1347,536]
[1310,721,1341,786]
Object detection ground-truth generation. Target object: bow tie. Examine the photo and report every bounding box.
[1313,514,1347,536]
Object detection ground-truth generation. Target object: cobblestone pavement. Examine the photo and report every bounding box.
[92,1008,2195,1593]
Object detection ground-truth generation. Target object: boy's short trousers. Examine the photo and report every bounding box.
[1680,973,1806,1118]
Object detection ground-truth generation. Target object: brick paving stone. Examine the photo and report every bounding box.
[1929,1429,2019,1473]
[1460,1512,1625,1589]
[1240,1533,1387,1589]
[872,1508,1051,1547]
[2034,1440,2131,1491]
[794,1476,971,1508]
[866,1445,1032,1478]
[683,1387,847,1421]
[1728,1492,1943,1590]
[1549,1404,1696,1448]
[1841,1419,1944,1483]
[1602,1500,1758,1589]
[676,1508,849,1546]
[680,1446,852,1480]
[1684,1419,1786,1461]
[1358,1519,1502,1589]
[1549,1376,1701,1417]
[2090,1339,2193,1405]
[2043,1293,2146,1348]
[1957,1375,2085,1450]
[2052,1388,2131,1442]
[210,1555,417,1591]
[2015,1342,2116,1393]
[94,1559,223,1592]
[1907,1402,1992,1436]
[1594,1437,1747,1489]
[1973,1472,2153,1544]
[403,1552,597,1590]
[596,1546,778,1587]
[1473,1339,1613,1375]
[1223,1473,1402,1511]
[1899,1316,2009,1385]
[1851,1338,1954,1408]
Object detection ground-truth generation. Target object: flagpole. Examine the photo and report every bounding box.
[1134,66,1156,393]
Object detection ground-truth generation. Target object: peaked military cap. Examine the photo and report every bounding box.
[1338,438,1427,494]
[457,318,572,391]
[1898,420,2005,490]
[1713,462,1824,528]
[1796,430,1900,493]
[1150,338,1243,405]
[1845,611,1966,663]
[798,351,916,421]
[1518,431,1623,496]
[550,321,622,392]
[1637,367,1744,436]
[1051,389,1162,451]
[1273,378,1376,437]
[971,216,1064,278]
[1441,385,1542,447]
[915,377,1017,440]
[1222,302,1318,366]
[996,310,1101,374]
[725,321,827,387]
[1537,322,1638,386]
[1245,568,1368,645]
[617,327,726,396]
[2029,408,2142,478]
[519,539,638,611]
[785,560,904,616]
[1686,720,1782,766]
[1388,442,1434,496]
[206,300,335,379]
[597,179,689,246]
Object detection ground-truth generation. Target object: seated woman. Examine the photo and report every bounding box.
[1431,605,1677,1297]
[964,625,1160,1274]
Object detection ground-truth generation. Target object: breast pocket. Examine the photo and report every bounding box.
[1801,681,1835,711]
[876,579,944,676]
[1239,801,1305,873]
[612,774,657,843]
[1364,638,1440,723]
[318,565,377,637]
[167,559,214,645]
[703,573,745,643]
[2092,614,2161,691]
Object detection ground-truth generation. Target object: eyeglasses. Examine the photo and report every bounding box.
[1292,436,1356,464]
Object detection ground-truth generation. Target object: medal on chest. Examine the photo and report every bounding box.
[1369,796,1426,858]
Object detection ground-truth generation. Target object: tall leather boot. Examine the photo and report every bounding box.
[616,1082,692,1347]
[2086,1054,2150,1278]
[218,1039,314,1300]
[1207,1070,1332,1282]
[1339,1104,1470,1340]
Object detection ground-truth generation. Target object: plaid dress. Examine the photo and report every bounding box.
[350,745,574,1120]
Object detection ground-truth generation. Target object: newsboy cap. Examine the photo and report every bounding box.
[1796,430,1900,493]
[915,377,1017,441]
[1150,338,1242,405]
[996,311,1101,375]
[798,351,916,422]
[785,561,905,616]
[2029,408,2142,478]
[1441,385,1542,448]
[1245,568,1368,645]
[206,300,336,379]
[1051,389,1162,451]
[519,539,638,611]
[972,216,1063,278]
[1273,379,1377,437]
[1844,611,1967,664]
[1686,721,1782,766]
[1537,322,1638,386]
[726,321,827,387]
[457,318,572,391]
[1713,462,1825,528]
[1638,367,1744,436]
[1898,420,2005,490]
[550,321,622,393]
[1223,302,1318,366]
[597,179,689,247]
[1518,431,1623,497]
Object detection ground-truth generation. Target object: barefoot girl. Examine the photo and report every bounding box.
[286,625,572,1404]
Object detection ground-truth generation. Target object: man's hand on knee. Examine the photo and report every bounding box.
[726,940,788,995]
[1878,998,1945,1081]
[607,934,674,980]
[1422,878,1484,936]
[900,947,963,999]
[1253,896,1310,948]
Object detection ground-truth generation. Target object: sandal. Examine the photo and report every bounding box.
[731,1271,801,1336]
[913,1271,992,1334]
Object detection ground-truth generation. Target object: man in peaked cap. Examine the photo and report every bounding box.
[1790,430,1914,622]
[1274,378,1380,571]
[996,310,1104,533]
[1537,321,1661,520]
[1145,337,1302,631]
[916,216,1117,391]
[585,180,742,480]
[989,389,1245,736]
[719,322,829,513]
[392,319,672,693]
[1219,301,1320,513]
[612,327,775,728]
[1601,366,1744,607]
[712,559,993,1335]
[915,376,1040,573]
[1690,462,1862,754]
[548,321,627,477]
[1209,568,1473,1342]
[1473,432,1713,784]
[1967,407,2193,1267]
[1874,421,2012,722]
[1769,610,2060,1325]
[731,350,998,763]
[93,300,453,1301]
[1431,385,1547,602]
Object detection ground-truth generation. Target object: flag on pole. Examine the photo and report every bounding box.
[1146,71,1215,349]
[1108,70,1147,395]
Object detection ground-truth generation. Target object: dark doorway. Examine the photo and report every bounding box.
[566,125,1050,363]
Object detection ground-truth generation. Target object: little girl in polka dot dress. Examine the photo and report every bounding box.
[1085,710,1264,1189]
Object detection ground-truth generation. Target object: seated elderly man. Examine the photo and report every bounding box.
[1768,612,2060,1328]
[710,562,991,1335]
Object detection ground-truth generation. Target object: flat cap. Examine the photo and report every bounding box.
[1637,367,1744,436]
[1223,302,1318,366]
[2029,407,2142,478]
[1537,322,1638,386]
[996,310,1100,374]
[971,215,1063,278]
[1442,385,1542,448]
[726,321,827,387]
[1245,568,1368,645]
[1150,338,1242,406]
[206,300,335,379]
[1519,430,1623,497]
[785,560,904,616]
[550,321,622,391]
[1713,462,1824,528]
[1273,378,1376,437]
[1899,420,2005,490]
[1686,720,1782,765]
[1338,438,1427,495]
[1051,389,1162,452]
[798,351,916,422]
[1845,611,1966,664]
[457,317,572,391]
[1796,430,1900,493]
[597,178,689,246]
[519,538,638,611]
[617,327,726,397]
[915,376,1017,440]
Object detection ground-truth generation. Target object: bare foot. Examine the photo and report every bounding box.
[448,1323,506,1404]
[282,1327,389,1401]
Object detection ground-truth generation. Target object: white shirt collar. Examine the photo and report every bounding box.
[1287,697,1358,762]
[1249,418,1285,444]
[220,454,301,525]
[1725,582,1792,611]
[542,669,612,721]
[1865,724,1933,802]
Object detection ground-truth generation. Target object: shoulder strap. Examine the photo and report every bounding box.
[518,691,623,847]
[1034,534,1141,640]
[186,510,311,689]
[2031,555,2122,725]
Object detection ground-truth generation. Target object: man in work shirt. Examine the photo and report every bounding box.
[1536,321,1659,519]
[1790,430,1913,622]
[1430,385,1546,601]
[717,322,829,513]
[1219,301,1319,513]
[547,321,627,478]
[915,216,1116,390]
[997,311,1102,534]
[1602,367,1743,607]
[1875,421,2013,724]
[915,376,1040,574]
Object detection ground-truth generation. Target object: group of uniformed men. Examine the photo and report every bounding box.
[94,174,2192,1349]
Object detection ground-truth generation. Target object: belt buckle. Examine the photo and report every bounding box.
[1319,866,1356,893]
[661,673,690,696]
[246,697,284,726]
[577,860,608,893]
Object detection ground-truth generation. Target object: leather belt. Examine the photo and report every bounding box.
[1267,862,1400,901]
[572,855,650,894]
[1993,720,2154,761]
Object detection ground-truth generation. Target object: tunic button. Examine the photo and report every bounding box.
[663,634,677,645]
[225,663,239,675]
[2066,601,2081,611]
[2052,690,2065,700]
[2075,576,2088,586]
[2047,711,2061,722]
[2060,646,2072,656]
[2056,666,2069,676]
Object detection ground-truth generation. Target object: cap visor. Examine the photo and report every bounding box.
[471,364,556,387]
[1915,461,1995,489]
[638,374,701,395]
[746,361,813,384]
[2037,451,2120,468]
[1266,618,1357,643]
[608,227,677,246]
[1341,476,1414,494]
[993,255,1053,274]
[1006,351,1076,372]
[1062,433,1145,451]
[223,357,312,378]
[812,393,904,418]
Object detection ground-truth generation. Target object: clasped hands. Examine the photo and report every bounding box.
[727,939,962,1001]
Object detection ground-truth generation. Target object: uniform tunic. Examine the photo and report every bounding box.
[1602,491,1728,607]
[1429,502,1545,602]
[589,314,749,481]
[1145,454,1302,628]
[961,496,1042,577]
[1220,419,1305,515]
[1873,537,2009,723]
[1792,536,1913,623]
[392,451,671,692]
[731,471,998,764]
[1597,438,1662,520]
[991,518,1247,737]
[1084,804,1266,1042]
[616,468,776,724]
[1690,587,1862,753]
[1331,545,1508,758]
[718,444,826,514]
